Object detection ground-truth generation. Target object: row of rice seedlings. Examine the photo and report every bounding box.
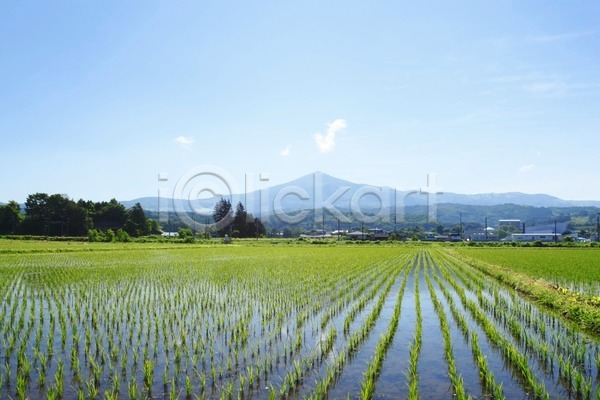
[447,251,599,399]
[444,249,600,399]
[435,256,551,400]
[423,257,468,400]
[407,253,423,400]
[157,250,400,396]
[428,259,507,400]
[272,259,401,394]
[2,250,319,397]
[343,262,400,334]
[359,263,411,399]
[478,289,596,398]
[306,254,414,399]
[321,259,399,331]
[443,255,558,358]
[273,260,382,399]
[430,251,514,396]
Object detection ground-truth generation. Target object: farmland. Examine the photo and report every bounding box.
[0,241,599,399]
[453,247,600,295]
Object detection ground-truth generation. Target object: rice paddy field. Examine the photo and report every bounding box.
[454,247,600,297]
[0,240,599,400]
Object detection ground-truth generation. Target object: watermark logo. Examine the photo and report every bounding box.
[158,166,443,230]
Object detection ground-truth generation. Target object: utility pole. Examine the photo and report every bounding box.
[554,219,557,243]
[597,215,599,243]
[337,218,340,241]
[459,213,463,241]
[484,217,488,241]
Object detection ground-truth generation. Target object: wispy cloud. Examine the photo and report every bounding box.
[527,31,594,43]
[523,81,599,96]
[519,164,536,173]
[175,136,194,148]
[524,82,566,94]
[314,119,347,153]
[280,145,291,157]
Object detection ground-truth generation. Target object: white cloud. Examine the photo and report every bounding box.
[175,136,194,148]
[314,119,347,153]
[280,145,291,157]
[519,164,536,173]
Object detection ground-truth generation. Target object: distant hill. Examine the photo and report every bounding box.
[122,172,600,212]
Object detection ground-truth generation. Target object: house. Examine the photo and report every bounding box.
[300,229,332,239]
[161,231,179,237]
[346,231,369,240]
[369,229,389,240]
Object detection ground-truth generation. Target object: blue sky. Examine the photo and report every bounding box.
[1,1,599,203]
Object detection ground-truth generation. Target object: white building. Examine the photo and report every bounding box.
[471,227,498,242]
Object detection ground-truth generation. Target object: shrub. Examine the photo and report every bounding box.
[116,229,131,242]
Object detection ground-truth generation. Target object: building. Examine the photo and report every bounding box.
[300,229,332,239]
[470,232,499,242]
[510,233,562,242]
[470,227,498,242]
[346,231,369,240]
[369,229,389,240]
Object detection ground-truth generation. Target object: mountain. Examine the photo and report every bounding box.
[434,192,600,207]
[123,172,600,213]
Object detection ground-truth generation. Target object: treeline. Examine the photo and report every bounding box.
[0,193,157,237]
[213,198,266,238]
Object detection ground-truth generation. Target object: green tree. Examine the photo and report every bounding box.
[0,201,23,234]
[497,225,516,240]
[246,217,266,238]
[92,199,127,230]
[22,193,49,234]
[124,203,150,237]
[178,228,193,239]
[212,198,233,237]
[232,202,249,237]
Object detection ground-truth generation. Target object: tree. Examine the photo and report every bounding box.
[123,203,150,237]
[232,202,248,237]
[21,193,49,234]
[0,201,23,234]
[178,228,193,239]
[497,225,516,240]
[212,198,233,237]
[244,216,266,238]
[22,193,86,236]
[92,199,127,230]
